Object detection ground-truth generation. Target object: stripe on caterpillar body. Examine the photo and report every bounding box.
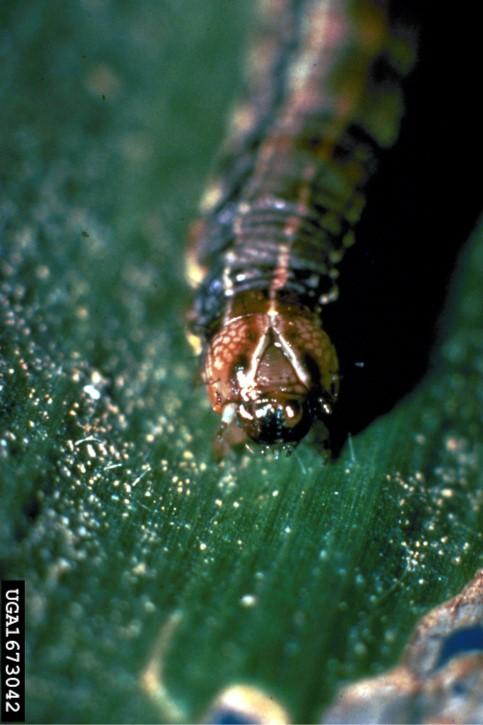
[186,0,416,454]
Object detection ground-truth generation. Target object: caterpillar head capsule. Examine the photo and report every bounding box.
[203,301,339,454]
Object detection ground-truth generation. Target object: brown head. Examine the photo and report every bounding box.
[203,303,339,448]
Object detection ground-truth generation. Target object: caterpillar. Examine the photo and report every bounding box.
[186,0,416,455]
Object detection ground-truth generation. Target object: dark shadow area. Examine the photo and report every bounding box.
[325,5,482,454]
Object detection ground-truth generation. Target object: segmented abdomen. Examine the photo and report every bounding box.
[187,0,416,451]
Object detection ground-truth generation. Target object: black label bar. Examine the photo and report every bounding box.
[1,581,25,723]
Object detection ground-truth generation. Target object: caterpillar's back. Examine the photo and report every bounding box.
[186,0,416,455]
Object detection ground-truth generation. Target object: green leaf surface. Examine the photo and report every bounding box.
[1,2,481,723]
